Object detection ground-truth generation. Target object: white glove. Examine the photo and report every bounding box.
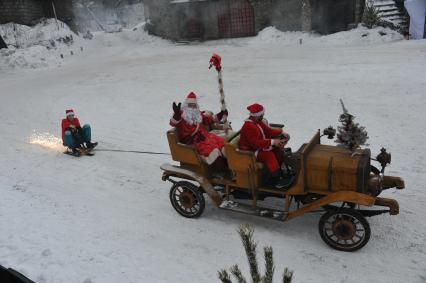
[272,139,282,146]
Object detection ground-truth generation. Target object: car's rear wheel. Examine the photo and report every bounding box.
[170,181,205,218]
[319,209,370,252]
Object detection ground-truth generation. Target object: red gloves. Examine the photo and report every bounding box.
[209,53,222,72]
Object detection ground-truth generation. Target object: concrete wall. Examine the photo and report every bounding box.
[0,0,44,25]
[252,0,302,32]
[145,0,304,40]
[144,0,177,39]
[144,0,360,40]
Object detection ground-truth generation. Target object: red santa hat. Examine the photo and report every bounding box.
[247,103,264,117]
[185,92,198,104]
[66,109,75,117]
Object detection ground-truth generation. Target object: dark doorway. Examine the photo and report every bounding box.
[186,19,205,39]
[312,0,356,34]
[217,0,255,38]
[0,34,7,49]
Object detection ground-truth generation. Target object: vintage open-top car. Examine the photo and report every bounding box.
[160,123,405,251]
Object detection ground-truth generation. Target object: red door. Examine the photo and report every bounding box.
[218,0,255,38]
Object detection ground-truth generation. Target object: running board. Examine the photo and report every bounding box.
[219,200,288,221]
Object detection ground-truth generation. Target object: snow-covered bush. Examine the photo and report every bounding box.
[0,19,77,69]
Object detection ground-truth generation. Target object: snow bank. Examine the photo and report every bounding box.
[249,26,318,45]
[90,24,169,48]
[0,19,74,49]
[248,26,404,46]
[0,19,170,70]
[315,26,404,45]
[0,19,78,69]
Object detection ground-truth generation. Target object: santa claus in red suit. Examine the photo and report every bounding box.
[238,103,291,189]
[170,92,228,166]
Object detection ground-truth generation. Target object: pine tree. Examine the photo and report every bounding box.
[283,268,294,283]
[335,99,369,151]
[362,0,381,29]
[218,224,293,283]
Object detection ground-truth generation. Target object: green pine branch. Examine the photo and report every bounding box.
[219,269,232,283]
[218,224,293,283]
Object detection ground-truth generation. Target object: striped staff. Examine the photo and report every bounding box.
[209,53,230,133]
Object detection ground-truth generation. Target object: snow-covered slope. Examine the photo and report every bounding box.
[0,24,425,283]
[0,19,80,69]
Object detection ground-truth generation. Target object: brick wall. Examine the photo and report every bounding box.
[0,0,44,25]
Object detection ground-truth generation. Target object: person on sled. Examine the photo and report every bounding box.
[170,92,228,170]
[61,109,97,156]
[238,103,292,189]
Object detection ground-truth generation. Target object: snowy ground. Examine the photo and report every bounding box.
[1,24,426,283]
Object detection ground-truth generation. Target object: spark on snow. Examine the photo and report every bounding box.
[29,132,63,151]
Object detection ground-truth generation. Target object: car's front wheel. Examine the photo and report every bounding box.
[169,181,205,218]
[319,209,370,252]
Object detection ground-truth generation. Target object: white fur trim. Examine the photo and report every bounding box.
[66,111,75,117]
[191,123,201,136]
[246,119,272,151]
[257,147,272,157]
[249,109,264,117]
[202,148,221,165]
[256,124,266,139]
[185,98,197,104]
[170,116,182,125]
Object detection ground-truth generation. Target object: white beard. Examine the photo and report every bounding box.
[182,107,202,125]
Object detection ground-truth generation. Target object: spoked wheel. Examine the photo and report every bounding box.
[169,181,205,218]
[319,209,371,252]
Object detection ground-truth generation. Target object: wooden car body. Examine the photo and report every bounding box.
[161,125,405,251]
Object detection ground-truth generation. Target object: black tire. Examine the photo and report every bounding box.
[319,209,371,252]
[169,181,205,218]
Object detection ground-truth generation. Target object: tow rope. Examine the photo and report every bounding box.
[95,149,170,155]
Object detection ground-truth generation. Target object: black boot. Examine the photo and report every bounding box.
[71,148,81,157]
[86,141,98,149]
[270,170,293,190]
[211,157,232,179]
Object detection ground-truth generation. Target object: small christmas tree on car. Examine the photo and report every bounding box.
[336,99,369,151]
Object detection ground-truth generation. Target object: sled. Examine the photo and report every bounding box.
[160,126,405,252]
[64,144,97,157]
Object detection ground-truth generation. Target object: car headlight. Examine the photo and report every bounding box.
[368,175,383,196]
